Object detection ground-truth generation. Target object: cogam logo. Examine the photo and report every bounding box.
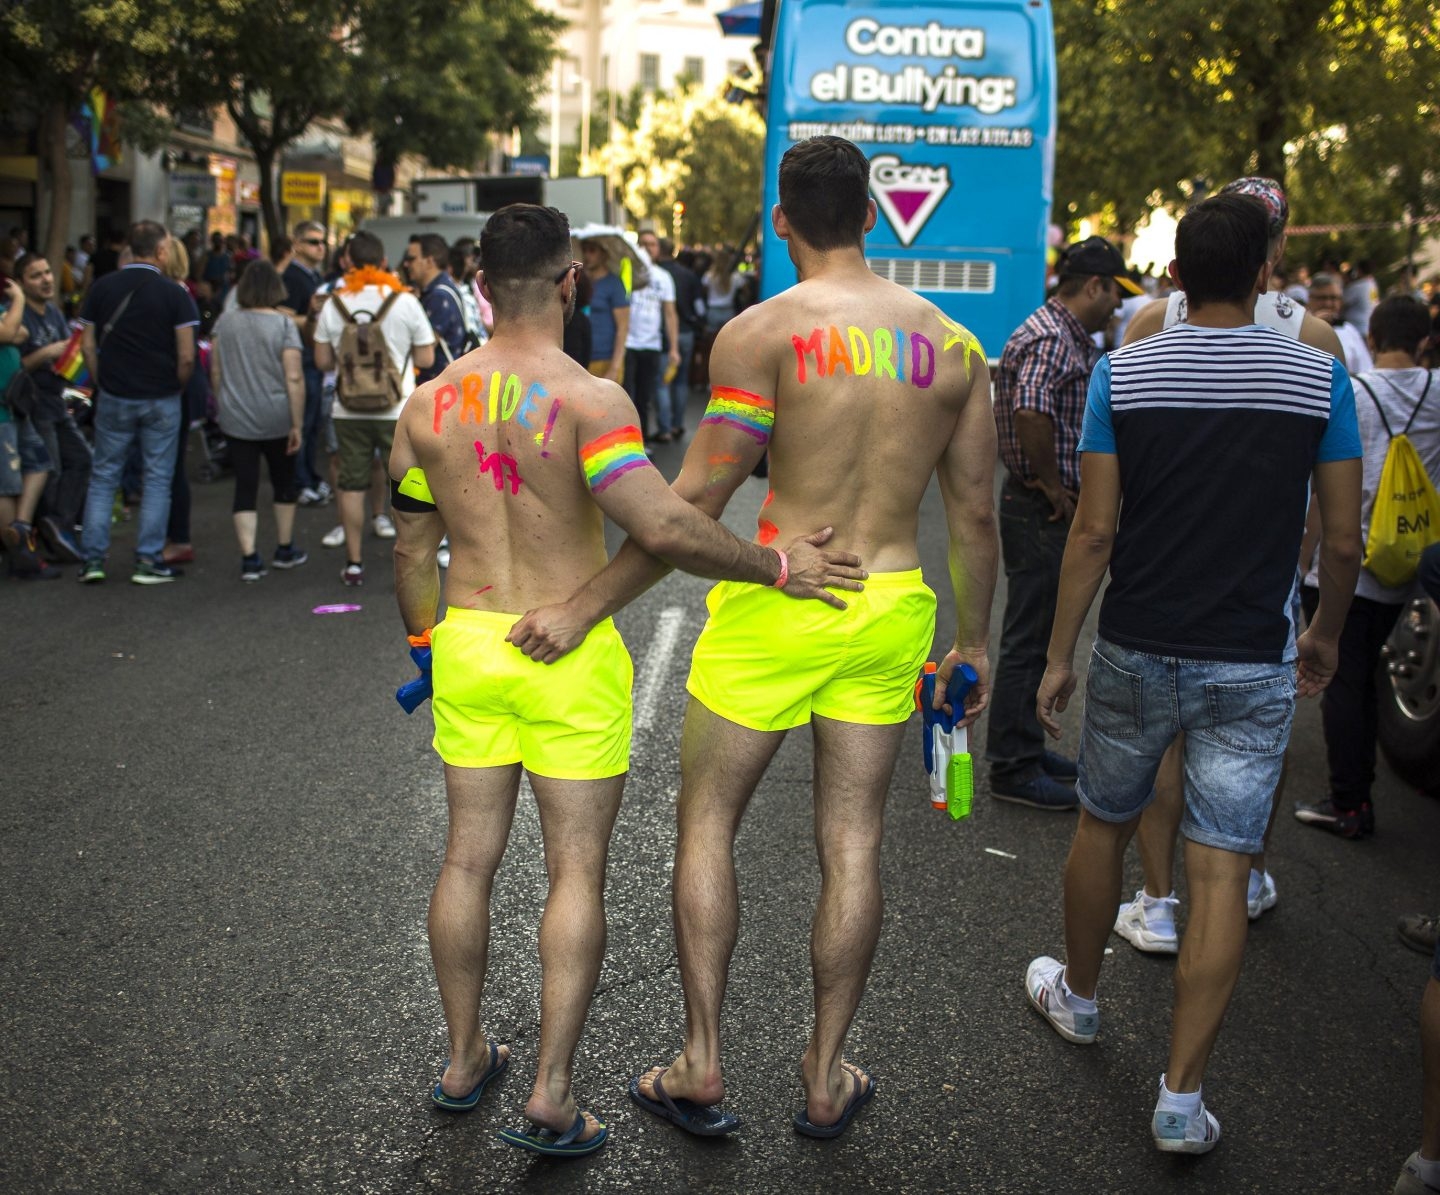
[870,154,951,248]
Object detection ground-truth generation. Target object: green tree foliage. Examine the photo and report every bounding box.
[346,0,564,179]
[1052,0,1440,267]
[589,87,765,246]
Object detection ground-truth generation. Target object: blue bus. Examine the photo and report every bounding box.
[759,0,1056,359]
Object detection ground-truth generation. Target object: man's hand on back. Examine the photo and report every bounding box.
[777,526,866,610]
[508,601,597,665]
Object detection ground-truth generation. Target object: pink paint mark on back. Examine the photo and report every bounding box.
[473,585,494,596]
[537,399,562,457]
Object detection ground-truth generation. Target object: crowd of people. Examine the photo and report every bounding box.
[3,149,1436,1184]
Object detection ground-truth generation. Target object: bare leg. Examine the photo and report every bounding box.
[1063,810,1140,999]
[0,495,19,548]
[1422,978,1440,1159]
[274,500,296,547]
[799,715,905,1127]
[233,510,257,557]
[429,762,521,1098]
[1165,839,1250,1091]
[338,488,365,564]
[523,769,624,1142]
[1136,738,1184,898]
[17,469,47,523]
[638,699,785,1109]
[370,454,387,519]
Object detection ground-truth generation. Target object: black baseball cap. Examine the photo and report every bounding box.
[1059,236,1144,294]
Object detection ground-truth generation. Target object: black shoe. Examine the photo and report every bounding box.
[990,773,1079,811]
[1293,799,1373,839]
[1041,750,1078,782]
[37,516,83,563]
[1398,913,1439,955]
[8,548,61,579]
[272,545,309,570]
[131,558,182,585]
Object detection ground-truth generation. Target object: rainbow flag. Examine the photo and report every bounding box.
[53,329,90,391]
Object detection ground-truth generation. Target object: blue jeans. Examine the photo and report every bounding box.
[1077,637,1297,854]
[81,393,183,563]
[656,329,695,434]
[986,478,1069,780]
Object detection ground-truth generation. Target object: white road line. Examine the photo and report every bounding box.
[634,607,686,732]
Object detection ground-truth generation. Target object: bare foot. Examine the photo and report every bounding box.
[439,1040,509,1099]
[801,1058,869,1127]
[636,1056,724,1107]
[523,1092,605,1143]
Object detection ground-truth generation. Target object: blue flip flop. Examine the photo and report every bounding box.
[430,1040,509,1112]
[793,1063,876,1139]
[498,1110,608,1157]
[628,1069,741,1136]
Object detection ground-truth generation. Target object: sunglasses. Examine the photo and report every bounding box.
[299,238,326,246]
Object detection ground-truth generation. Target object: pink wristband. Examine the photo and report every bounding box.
[771,547,789,589]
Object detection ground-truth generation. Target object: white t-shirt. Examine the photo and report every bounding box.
[1305,367,1440,603]
[1334,322,1374,376]
[313,283,434,420]
[625,267,676,352]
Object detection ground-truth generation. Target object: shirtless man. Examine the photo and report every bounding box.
[508,137,1000,1137]
[389,203,864,1158]
[1111,177,1346,955]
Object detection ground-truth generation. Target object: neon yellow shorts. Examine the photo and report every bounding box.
[686,568,936,732]
[431,607,633,779]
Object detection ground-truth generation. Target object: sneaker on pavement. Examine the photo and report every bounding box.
[38,515,83,563]
[1294,798,1373,839]
[322,525,345,549]
[131,558,181,585]
[1024,956,1098,1044]
[1247,870,1278,920]
[315,481,333,503]
[372,513,396,539]
[1152,1087,1221,1154]
[1398,914,1440,956]
[79,559,106,584]
[296,487,322,507]
[342,562,364,586]
[272,545,309,570]
[1114,889,1180,954]
[241,554,268,582]
[1041,750,1078,782]
[991,773,1079,811]
[1395,1151,1440,1195]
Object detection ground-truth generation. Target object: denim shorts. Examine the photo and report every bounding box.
[0,418,52,495]
[1077,637,1297,854]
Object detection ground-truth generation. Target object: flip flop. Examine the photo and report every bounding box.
[430,1039,509,1112]
[793,1063,876,1139]
[628,1068,741,1136]
[498,1110,608,1157]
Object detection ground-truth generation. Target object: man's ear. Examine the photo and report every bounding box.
[1167,259,1182,291]
[478,271,494,305]
[863,198,877,234]
[1254,260,1273,296]
[771,203,790,241]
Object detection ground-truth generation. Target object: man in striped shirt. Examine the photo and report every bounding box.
[1026,193,1362,1153]
[989,237,1141,810]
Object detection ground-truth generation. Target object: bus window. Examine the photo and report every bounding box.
[760,0,1056,360]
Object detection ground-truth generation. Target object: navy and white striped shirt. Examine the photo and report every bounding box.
[1079,323,1361,663]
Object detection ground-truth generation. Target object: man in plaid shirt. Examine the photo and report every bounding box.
[988,237,1140,810]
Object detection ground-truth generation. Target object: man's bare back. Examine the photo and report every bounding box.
[711,269,989,572]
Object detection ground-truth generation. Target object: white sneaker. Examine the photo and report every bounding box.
[373,513,396,539]
[1395,1151,1440,1194]
[322,525,345,549]
[1114,889,1179,954]
[1152,1078,1221,1154]
[1024,956,1098,1044]
[296,487,322,507]
[1247,869,1278,920]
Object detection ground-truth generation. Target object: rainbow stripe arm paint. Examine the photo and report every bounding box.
[581,425,652,493]
[700,386,776,444]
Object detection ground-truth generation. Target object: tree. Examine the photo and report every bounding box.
[1052,0,1440,265]
[589,87,765,246]
[0,1,217,266]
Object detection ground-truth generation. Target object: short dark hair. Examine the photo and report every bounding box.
[659,237,675,259]
[268,234,293,266]
[1368,296,1431,354]
[347,230,385,269]
[479,204,571,315]
[129,220,169,260]
[235,258,288,309]
[777,136,870,252]
[1175,194,1269,307]
[415,233,449,270]
[13,253,46,282]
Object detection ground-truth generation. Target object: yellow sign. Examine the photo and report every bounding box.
[281,172,326,206]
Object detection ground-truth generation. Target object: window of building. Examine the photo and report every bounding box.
[681,57,704,85]
[639,53,660,92]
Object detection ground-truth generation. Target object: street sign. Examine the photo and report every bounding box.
[281,172,326,206]
[169,172,217,207]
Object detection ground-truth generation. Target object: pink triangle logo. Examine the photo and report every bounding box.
[870,155,951,248]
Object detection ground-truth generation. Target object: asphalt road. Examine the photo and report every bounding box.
[2,424,1435,1194]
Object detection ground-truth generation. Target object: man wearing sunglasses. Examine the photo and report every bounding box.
[284,221,329,503]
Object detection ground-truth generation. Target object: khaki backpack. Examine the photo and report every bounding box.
[330,292,408,412]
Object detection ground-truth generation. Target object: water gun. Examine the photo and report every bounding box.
[396,629,433,713]
[915,661,979,820]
